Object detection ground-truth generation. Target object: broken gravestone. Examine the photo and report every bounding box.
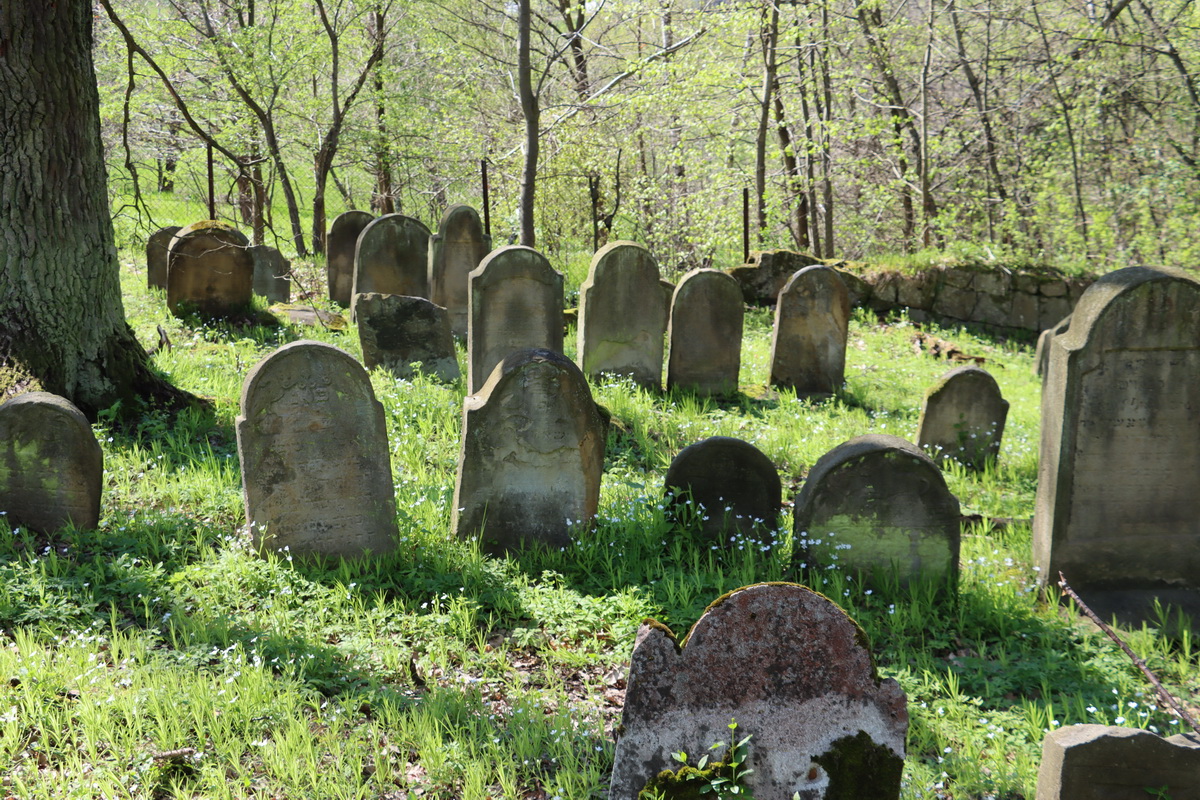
[666,269,744,396]
[250,244,291,304]
[769,266,850,398]
[726,249,824,305]
[352,213,430,300]
[167,220,254,317]
[237,341,397,558]
[429,204,491,338]
[352,292,460,382]
[0,392,102,533]
[146,224,181,290]
[610,582,908,800]
[663,437,780,545]
[916,365,1009,470]
[452,348,605,555]
[1035,725,1200,800]
[328,210,373,307]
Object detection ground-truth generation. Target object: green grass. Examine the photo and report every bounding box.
[1,253,1195,799]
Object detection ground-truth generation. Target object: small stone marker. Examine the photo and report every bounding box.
[667,269,744,396]
[1035,725,1200,800]
[0,392,102,533]
[237,341,397,558]
[429,204,491,338]
[147,225,181,290]
[352,213,431,300]
[577,241,667,389]
[793,434,961,588]
[663,437,780,544]
[610,582,908,800]
[328,210,373,307]
[167,220,254,317]
[452,348,605,555]
[916,365,1009,469]
[250,244,291,304]
[769,265,850,397]
[352,293,460,382]
[467,246,564,394]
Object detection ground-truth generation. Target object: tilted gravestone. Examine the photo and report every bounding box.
[576,241,667,389]
[452,349,605,555]
[167,220,254,317]
[429,204,491,338]
[146,225,181,290]
[667,269,744,396]
[1035,725,1200,800]
[916,365,1009,470]
[663,437,780,545]
[769,266,850,397]
[467,246,564,394]
[327,210,373,307]
[352,213,430,301]
[250,244,291,304]
[237,341,397,558]
[352,293,460,382]
[611,582,908,800]
[793,434,961,589]
[0,392,102,533]
[1034,267,1200,620]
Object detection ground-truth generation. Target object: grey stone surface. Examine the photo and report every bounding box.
[352,293,460,382]
[664,437,780,544]
[726,249,823,304]
[932,283,977,320]
[1035,314,1072,378]
[916,366,1009,469]
[0,392,102,533]
[352,214,430,301]
[769,266,849,397]
[1038,294,1074,331]
[1036,725,1200,800]
[452,349,605,554]
[666,269,743,396]
[328,210,373,307]
[250,244,290,303]
[1012,290,1040,330]
[237,341,397,558]
[147,225,181,290]
[610,582,908,800]
[167,220,254,317]
[429,204,491,338]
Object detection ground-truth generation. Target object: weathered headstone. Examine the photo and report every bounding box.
[793,434,961,588]
[726,249,824,304]
[167,220,254,317]
[611,582,908,800]
[352,213,430,300]
[0,392,102,533]
[467,246,564,394]
[1033,267,1200,620]
[250,244,291,304]
[352,293,460,382]
[237,341,397,558]
[666,269,744,396]
[1035,314,1071,378]
[663,437,780,544]
[328,210,373,307]
[769,266,850,397]
[429,204,491,338]
[452,348,605,555]
[1035,725,1200,800]
[916,365,1009,469]
[576,241,667,389]
[147,225,181,290]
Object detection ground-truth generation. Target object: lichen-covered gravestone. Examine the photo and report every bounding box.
[237,341,397,558]
[167,220,254,317]
[610,582,908,800]
[916,366,1009,469]
[577,241,668,389]
[793,435,961,589]
[663,437,780,545]
[352,213,430,300]
[666,269,744,396]
[250,244,291,304]
[1035,725,1200,800]
[352,293,460,382]
[769,266,849,397]
[429,204,491,338]
[0,392,102,533]
[1034,267,1200,621]
[452,349,605,555]
[467,246,564,394]
[327,210,373,307]
[146,225,181,290]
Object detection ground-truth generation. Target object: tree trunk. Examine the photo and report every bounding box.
[753,2,780,242]
[0,1,192,418]
[517,0,539,247]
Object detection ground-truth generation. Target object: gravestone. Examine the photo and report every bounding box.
[328,210,373,307]
[452,349,605,555]
[663,437,780,544]
[666,269,744,396]
[467,246,564,394]
[352,213,430,300]
[250,244,291,304]
[237,341,397,558]
[1035,314,1071,378]
[576,241,667,389]
[769,266,850,397]
[1036,725,1200,800]
[611,582,908,800]
[352,293,460,382]
[146,225,181,290]
[916,366,1009,469]
[726,249,824,304]
[1033,267,1200,620]
[429,204,491,338]
[167,220,254,317]
[0,392,102,533]
[793,434,961,589]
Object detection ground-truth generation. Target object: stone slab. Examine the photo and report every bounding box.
[1036,725,1200,800]
[353,292,460,382]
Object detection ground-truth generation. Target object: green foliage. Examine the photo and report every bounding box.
[641,720,755,800]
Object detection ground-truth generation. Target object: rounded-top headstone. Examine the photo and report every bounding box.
[916,365,1009,469]
[167,220,254,317]
[328,210,374,307]
[0,392,102,533]
[769,265,850,397]
[667,268,744,396]
[147,225,182,290]
[663,436,780,544]
[352,213,431,300]
[430,204,491,338]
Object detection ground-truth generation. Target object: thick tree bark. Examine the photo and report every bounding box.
[0,2,192,418]
[518,0,539,247]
